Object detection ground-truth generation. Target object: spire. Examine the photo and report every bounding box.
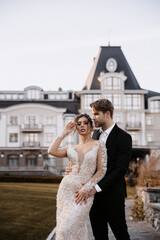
[108,28,111,47]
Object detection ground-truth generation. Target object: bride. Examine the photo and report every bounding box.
[48,114,107,240]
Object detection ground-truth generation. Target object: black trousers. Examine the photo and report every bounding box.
[90,198,130,240]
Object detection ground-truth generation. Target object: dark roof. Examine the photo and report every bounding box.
[83,46,141,90]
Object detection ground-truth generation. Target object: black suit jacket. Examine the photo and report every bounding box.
[92,124,132,201]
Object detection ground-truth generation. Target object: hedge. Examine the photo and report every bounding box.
[0,175,63,183]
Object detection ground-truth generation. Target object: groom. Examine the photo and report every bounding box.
[87,99,132,240]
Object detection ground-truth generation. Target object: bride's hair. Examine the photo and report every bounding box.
[74,113,93,127]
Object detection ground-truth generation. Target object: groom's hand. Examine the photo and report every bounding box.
[64,166,72,175]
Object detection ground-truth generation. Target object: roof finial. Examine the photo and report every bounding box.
[107,28,111,46]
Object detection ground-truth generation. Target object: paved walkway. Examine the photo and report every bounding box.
[108,200,160,240]
[47,200,160,240]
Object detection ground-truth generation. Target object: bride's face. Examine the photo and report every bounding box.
[76,116,92,135]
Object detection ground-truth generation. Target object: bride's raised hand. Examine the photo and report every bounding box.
[60,121,77,138]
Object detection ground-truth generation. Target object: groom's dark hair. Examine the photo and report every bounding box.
[90,99,114,118]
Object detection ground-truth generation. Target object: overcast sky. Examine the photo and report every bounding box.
[0,0,160,92]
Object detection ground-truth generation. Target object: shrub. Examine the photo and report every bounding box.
[137,150,160,187]
[131,195,145,220]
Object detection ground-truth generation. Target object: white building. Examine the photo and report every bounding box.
[0,86,79,175]
[0,45,160,175]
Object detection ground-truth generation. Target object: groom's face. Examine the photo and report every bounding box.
[91,107,108,128]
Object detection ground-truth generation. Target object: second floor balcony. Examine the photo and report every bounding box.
[126,122,141,131]
[21,124,42,132]
[22,141,40,148]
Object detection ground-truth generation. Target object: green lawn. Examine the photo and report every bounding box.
[0,182,136,240]
[0,182,59,240]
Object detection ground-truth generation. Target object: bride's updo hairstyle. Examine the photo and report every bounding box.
[74,113,93,128]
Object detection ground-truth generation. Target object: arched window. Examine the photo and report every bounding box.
[8,154,19,167]
[26,154,37,167]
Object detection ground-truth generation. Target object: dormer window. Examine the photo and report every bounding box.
[150,100,160,113]
[25,86,42,100]
[103,77,122,90]
[27,89,40,99]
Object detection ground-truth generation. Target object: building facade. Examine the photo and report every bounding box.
[0,46,160,175]
[0,86,79,175]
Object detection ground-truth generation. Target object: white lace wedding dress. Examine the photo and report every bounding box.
[55,140,107,240]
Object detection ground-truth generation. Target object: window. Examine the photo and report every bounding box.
[130,132,138,145]
[8,154,19,167]
[26,154,37,167]
[26,133,38,143]
[44,94,48,99]
[113,113,122,123]
[103,77,121,90]
[64,116,75,125]
[12,94,17,99]
[104,77,112,90]
[147,133,153,142]
[61,94,68,100]
[46,133,54,143]
[103,94,121,109]
[49,94,55,100]
[124,94,141,110]
[69,92,72,99]
[27,89,40,99]
[0,94,5,99]
[9,116,18,125]
[56,94,61,100]
[150,100,160,113]
[6,94,11,99]
[9,133,18,142]
[26,116,36,126]
[146,116,152,125]
[46,116,55,125]
[23,134,39,147]
[84,94,101,109]
[113,77,121,90]
[64,116,75,144]
[44,154,55,168]
[19,94,24,100]
[127,113,140,128]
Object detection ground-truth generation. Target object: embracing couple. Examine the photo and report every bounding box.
[48,99,132,240]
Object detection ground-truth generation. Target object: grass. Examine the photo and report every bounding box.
[0,182,59,240]
[0,182,136,240]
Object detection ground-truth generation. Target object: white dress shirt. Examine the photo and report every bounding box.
[95,123,115,192]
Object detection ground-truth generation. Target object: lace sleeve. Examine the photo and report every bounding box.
[81,141,107,193]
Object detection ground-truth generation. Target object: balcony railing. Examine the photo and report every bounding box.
[126,122,141,130]
[21,124,42,132]
[22,141,40,148]
[0,166,44,171]
[0,166,60,175]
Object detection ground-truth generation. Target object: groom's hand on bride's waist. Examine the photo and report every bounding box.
[64,166,72,175]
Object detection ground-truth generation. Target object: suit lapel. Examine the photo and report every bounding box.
[106,124,119,148]
[92,124,119,144]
